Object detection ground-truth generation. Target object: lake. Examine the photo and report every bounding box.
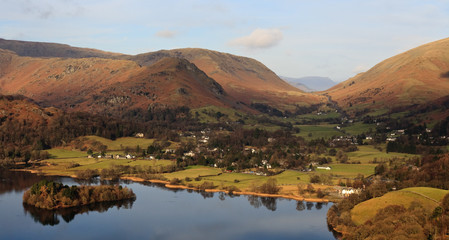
[0,169,337,240]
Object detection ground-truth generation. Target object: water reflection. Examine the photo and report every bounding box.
[245,195,328,212]
[23,198,135,226]
[296,201,305,211]
[0,169,56,194]
[0,170,336,240]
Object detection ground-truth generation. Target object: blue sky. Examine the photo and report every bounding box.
[1,0,448,82]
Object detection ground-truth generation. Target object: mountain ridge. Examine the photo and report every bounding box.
[0,38,326,114]
[325,37,449,114]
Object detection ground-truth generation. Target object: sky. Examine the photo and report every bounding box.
[0,0,448,82]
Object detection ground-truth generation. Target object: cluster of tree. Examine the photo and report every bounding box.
[250,103,285,117]
[327,181,390,236]
[0,101,226,165]
[377,153,449,190]
[23,180,135,210]
[329,192,449,240]
[328,153,449,239]
[248,178,281,194]
[309,173,333,185]
[386,136,417,154]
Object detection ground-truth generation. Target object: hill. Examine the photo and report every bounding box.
[351,187,449,226]
[281,76,336,91]
[0,49,241,114]
[0,94,59,126]
[129,48,326,109]
[325,38,449,114]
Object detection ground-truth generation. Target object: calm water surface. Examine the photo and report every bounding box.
[0,170,337,240]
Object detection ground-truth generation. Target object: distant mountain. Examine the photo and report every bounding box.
[280,76,336,92]
[325,37,449,113]
[286,81,314,92]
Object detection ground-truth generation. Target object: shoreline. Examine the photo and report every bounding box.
[122,176,331,203]
[14,168,331,203]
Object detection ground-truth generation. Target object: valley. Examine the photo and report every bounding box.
[0,38,449,240]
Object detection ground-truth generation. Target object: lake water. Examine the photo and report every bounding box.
[0,169,337,240]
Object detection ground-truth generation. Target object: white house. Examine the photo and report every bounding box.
[317,166,332,170]
[184,151,195,157]
[135,133,144,138]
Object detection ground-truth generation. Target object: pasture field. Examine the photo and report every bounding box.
[82,136,157,150]
[46,148,87,159]
[38,157,174,176]
[316,164,376,178]
[347,145,417,164]
[192,105,244,123]
[203,172,264,189]
[271,170,310,185]
[351,187,449,226]
[163,166,222,180]
[295,111,341,121]
[343,123,376,135]
[296,124,340,140]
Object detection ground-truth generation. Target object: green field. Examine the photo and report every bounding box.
[271,170,310,185]
[47,148,87,159]
[39,157,174,176]
[192,105,245,123]
[344,123,376,135]
[295,111,341,121]
[204,172,265,189]
[316,163,376,178]
[347,145,417,164]
[351,187,449,225]
[163,166,222,180]
[296,124,341,139]
[82,136,158,151]
[163,168,311,191]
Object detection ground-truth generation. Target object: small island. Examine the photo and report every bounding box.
[23,180,136,210]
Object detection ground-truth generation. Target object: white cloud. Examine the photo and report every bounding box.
[230,28,283,49]
[155,30,177,38]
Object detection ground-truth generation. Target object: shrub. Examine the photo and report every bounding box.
[76,169,98,179]
[169,178,182,185]
[259,178,281,194]
[198,181,215,190]
[316,188,325,198]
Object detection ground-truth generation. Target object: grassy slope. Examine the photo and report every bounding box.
[351,187,449,225]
